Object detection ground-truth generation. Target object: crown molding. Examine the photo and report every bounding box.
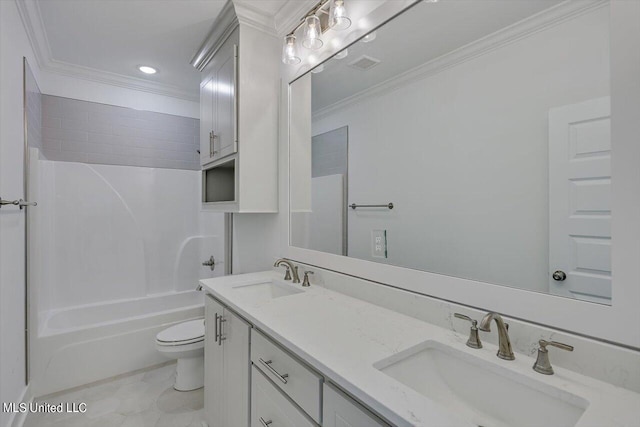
[274,0,318,36]
[313,0,608,121]
[233,1,278,37]
[15,0,199,102]
[191,0,239,71]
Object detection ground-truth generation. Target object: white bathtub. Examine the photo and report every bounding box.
[32,291,204,396]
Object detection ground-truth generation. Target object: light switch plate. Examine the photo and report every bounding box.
[372,229,387,258]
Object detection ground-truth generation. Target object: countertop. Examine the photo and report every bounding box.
[200,271,640,427]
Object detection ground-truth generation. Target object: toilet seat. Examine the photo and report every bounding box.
[156,319,204,346]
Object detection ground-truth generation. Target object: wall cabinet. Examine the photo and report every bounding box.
[199,28,238,166]
[194,2,279,212]
[323,383,390,427]
[204,295,251,427]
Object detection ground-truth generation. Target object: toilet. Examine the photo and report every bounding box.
[156,319,205,391]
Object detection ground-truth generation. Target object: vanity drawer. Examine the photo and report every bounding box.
[251,366,316,427]
[251,329,322,423]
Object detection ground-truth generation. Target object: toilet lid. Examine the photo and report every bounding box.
[157,319,204,344]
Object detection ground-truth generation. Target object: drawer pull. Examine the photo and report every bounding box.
[259,358,289,384]
[259,417,273,427]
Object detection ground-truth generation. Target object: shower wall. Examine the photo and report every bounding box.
[29,96,224,319]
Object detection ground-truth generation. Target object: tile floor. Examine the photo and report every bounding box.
[24,363,205,427]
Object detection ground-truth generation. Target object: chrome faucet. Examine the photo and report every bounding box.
[478,312,515,360]
[274,259,300,283]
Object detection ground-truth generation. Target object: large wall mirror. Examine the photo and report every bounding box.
[290,0,612,304]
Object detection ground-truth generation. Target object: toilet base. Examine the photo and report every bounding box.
[174,355,204,391]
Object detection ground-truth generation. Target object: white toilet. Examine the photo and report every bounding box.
[156,319,205,391]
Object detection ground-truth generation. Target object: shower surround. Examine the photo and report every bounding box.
[27,97,223,396]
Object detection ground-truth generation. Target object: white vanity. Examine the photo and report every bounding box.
[200,270,640,427]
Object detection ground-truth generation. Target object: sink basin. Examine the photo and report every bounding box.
[232,280,304,299]
[375,341,588,427]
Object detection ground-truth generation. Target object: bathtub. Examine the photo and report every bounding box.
[31,291,204,397]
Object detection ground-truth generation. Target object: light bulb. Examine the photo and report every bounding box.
[302,15,323,50]
[329,0,351,31]
[282,35,301,65]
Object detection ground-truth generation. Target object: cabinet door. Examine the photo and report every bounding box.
[205,295,225,427]
[221,306,251,427]
[213,31,238,160]
[323,383,390,427]
[200,75,215,166]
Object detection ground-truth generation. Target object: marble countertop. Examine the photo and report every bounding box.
[200,271,640,427]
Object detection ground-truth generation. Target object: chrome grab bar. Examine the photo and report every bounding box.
[259,417,273,427]
[349,203,393,210]
[0,198,37,210]
[259,358,289,384]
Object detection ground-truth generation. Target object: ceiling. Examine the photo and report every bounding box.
[310,0,565,112]
[31,0,290,101]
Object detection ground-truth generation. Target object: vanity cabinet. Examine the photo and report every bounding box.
[204,294,251,427]
[194,2,279,212]
[323,383,390,427]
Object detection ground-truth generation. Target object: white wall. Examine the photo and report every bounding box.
[32,160,224,315]
[0,1,43,424]
[40,72,199,119]
[310,6,609,293]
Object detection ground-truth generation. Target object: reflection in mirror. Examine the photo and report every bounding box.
[290,0,611,304]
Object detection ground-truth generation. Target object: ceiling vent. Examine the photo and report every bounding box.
[348,55,381,71]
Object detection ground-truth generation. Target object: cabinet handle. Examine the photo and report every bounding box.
[259,417,272,427]
[233,44,239,148]
[218,315,226,345]
[209,131,218,157]
[258,358,289,384]
[214,312,219,343]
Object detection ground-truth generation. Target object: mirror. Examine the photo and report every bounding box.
[290,0,612,304]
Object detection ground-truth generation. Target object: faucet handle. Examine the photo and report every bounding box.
[302,270,314,287]
[539,339,573,352]
[454,313,482,349]
[533,339,574,375]
[278,265,292,281]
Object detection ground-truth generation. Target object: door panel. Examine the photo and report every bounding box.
[200,76,214,166]
[549,97,611,303]
[214,38,237,160]
[205,295,225,427]
[222,306,251,427]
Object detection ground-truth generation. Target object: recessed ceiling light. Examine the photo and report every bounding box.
[138,66,157,75]
[362,31,377,43]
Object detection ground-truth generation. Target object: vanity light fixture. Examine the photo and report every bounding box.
[282,35,302,64]
[311,64,325,74]
[138,65,157,74]
[302,15,323,49]
[328,0,351,30]
[281,0,353,65]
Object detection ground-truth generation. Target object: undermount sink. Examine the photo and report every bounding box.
[374,341,589,427]
[232,280,304,299]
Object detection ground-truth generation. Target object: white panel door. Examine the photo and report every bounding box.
[213,30,238,161]
[310,174,344,256]
[200,75,214,166]
[549,97,611,303]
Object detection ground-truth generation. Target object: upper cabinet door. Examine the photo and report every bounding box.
[214,37,238,160]
[200,75,214,166]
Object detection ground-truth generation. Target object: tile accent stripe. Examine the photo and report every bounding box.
[41,95,200,170]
